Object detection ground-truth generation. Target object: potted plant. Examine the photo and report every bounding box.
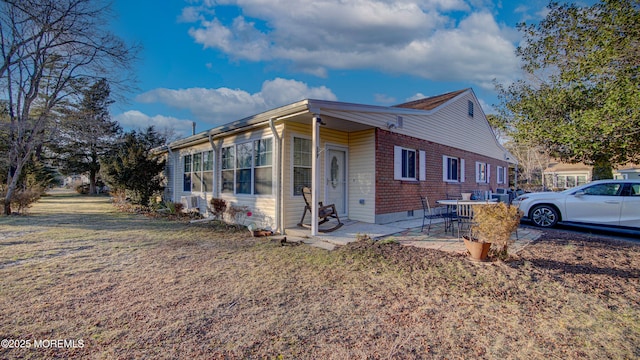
[465,202,523,261]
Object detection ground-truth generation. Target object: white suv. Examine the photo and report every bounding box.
[512,179,640,232]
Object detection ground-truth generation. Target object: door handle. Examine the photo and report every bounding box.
[604,201,620,204]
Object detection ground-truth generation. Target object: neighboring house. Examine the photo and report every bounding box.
[543,162,592,190]
[614,164,640,180]
[543,161,640,189]
[157,88,516,235]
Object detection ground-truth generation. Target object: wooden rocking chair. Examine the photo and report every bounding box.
[298,187,343,232]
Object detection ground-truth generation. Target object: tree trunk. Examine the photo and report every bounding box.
[592,158,613,180]
[89,168,97,195]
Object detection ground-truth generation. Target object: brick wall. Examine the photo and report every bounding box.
[375,128,509,215]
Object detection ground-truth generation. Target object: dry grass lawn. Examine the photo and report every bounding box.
[1,190,639,359]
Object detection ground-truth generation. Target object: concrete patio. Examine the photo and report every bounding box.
[285,217,542,254]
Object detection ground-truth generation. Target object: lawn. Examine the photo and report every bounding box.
[1,190,639,359]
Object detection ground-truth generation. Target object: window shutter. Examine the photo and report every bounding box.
[487,165,491,183]
[394,146,402,180]
[460,159,465,182]
[442,156,448,181]
[419,150,426,181]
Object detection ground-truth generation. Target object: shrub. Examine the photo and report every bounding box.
[209,198,227,219]
[471,202,523,257]
[10,187,44,214]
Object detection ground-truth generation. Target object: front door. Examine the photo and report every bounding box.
[325,148,347,216]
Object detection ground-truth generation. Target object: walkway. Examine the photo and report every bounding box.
[285,218,542,254]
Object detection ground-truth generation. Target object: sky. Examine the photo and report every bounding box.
[108,0,565,139]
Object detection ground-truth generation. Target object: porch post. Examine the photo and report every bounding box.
[311,114,321,235]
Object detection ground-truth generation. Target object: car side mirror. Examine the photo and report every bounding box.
[574,190,585,197]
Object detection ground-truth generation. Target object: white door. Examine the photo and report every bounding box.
[326,148,347,216]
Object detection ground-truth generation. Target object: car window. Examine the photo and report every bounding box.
[630,184,640,196]
[582,183,621,196]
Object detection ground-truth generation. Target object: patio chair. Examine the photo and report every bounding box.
[298,187,343,232]
[456,201,474,239]
[420,195,448,234]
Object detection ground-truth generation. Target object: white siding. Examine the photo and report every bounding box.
[348,129,376,223]
[322,91,506,162]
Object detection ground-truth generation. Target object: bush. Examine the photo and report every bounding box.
[10,187,44,214]
[209,198,227,219]
[471,202,523,257]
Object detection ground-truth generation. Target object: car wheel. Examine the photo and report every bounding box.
[530,205,559,228]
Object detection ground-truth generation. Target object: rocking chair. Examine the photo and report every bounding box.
[298,187,343,232]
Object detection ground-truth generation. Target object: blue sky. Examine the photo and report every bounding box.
[108,0,565,138]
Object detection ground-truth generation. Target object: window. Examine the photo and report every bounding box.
[221,146,235,193]
[202,150,214,192]
[183,154,192,191]
[183,151,214,193]
[394,146,416,180]
[443,155,464,182]
[293,137,311,195]
[254,139,273,195]
[476,162,490,183]
[497,166,506,184]
[222,138,273,195]
[468,100,474,117]
[582,183,621,196]
[192,152,202,192]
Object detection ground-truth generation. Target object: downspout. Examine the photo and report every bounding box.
[208,135,221,198]
[269,118,282,235]
[166,145,176,203]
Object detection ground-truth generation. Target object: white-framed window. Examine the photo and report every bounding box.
[221,138,273,195]
[293,137,312,196]
[476,162,490,184]
[497,166,507,184]
[183,154,192,192]
[183,150,214,192]
[394,146,416,180]
[443,155,465,182]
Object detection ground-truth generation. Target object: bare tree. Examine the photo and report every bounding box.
[0,0,138,214]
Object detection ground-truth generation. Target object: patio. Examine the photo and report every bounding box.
[285,218,542,253]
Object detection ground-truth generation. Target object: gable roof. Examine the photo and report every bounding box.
[393,88,470,111]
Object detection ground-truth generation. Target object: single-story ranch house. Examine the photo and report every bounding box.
[157,88,516,235]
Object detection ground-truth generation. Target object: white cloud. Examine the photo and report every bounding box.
[114,110,195,138]
[183,0,519,87]
[135,78,337,126]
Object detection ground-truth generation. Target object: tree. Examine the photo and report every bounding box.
[0,0,137,214]
[51,78,121,194]
[102,127,166,207]
[496,0,640,180]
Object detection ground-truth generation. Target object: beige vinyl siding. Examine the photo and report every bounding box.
[170,125,279,229]
[281,121,350,229]
[347,129,376,223]
[214,125,278,229]
[391,94,504,161]
[322,93,505,162]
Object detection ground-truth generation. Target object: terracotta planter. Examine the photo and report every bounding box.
[463,238,491,262]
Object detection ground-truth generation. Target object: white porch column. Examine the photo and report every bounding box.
[311,114,321,235]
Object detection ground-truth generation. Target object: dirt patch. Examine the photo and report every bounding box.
[1,192,639,359]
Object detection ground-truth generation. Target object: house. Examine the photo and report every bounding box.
[157,88,516,235]
[543,161,640,189]
[614,164,640,180]
[542,161,592,190]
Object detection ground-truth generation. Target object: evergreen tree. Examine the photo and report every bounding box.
[102,127,166,207]
[52,79,121,194]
